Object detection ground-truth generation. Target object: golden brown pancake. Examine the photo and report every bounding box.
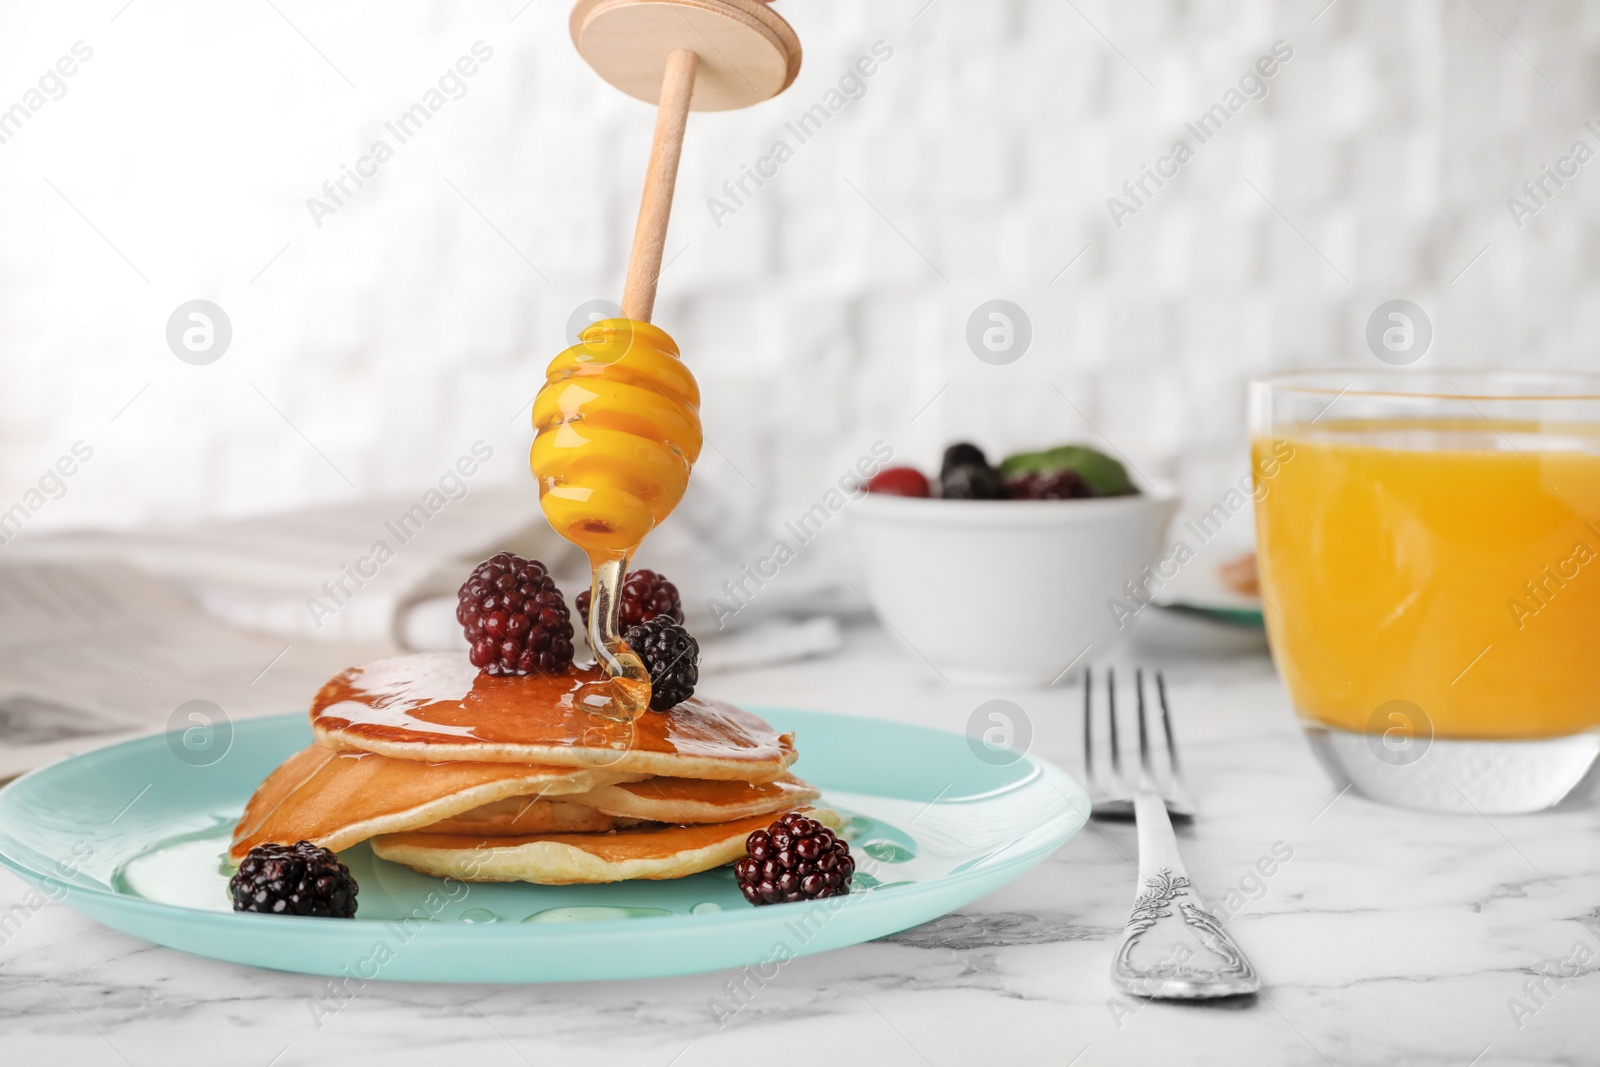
[229,745,641,864]
[309,653,796,781]
[418,771,818,835]
[412,796,644,836]
[372,808,840,884]
[580,771,819,822]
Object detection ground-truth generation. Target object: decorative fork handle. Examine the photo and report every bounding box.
[1111,791,1261,999]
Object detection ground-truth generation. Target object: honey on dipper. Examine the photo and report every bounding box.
[532,319,701,556]
[531,319,702,718]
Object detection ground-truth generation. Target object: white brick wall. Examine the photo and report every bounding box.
[1,0,1597,539]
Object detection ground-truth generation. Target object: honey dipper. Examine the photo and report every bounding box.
[532,0,803,719]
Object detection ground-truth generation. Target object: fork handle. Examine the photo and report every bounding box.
[1111,792,1261,999]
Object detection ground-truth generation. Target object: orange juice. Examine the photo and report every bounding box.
[1253,422,1600,740]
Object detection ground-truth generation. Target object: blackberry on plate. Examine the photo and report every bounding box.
[624,616,699,711]
[456,552,574,676]
[576,568,683,634]
[229,840,358,918]
[734,812,854,905]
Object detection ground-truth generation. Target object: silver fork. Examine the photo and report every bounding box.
[1084,667,1260,999]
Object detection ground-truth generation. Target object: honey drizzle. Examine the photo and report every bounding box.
[579,555,651,721]
[309,654,793,767]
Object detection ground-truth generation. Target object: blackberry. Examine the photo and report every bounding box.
[456,552,575,676]
[229,841,358,918]
[1005,469,1093,500]
[941,462,1006,499]
[940,442,988,476]
[624,616,699,711]
[734,813,854,906]
[938,443,1005,499]
[576,568,684,635]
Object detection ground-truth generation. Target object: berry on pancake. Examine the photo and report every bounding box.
[625,616,699,711]
[576,568,684,635]
[457,552,575,676]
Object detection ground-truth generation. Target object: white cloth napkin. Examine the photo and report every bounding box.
[4,486,554,644]
[4,480,861,660]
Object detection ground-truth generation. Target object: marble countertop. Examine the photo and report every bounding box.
[3,622,1597,1067]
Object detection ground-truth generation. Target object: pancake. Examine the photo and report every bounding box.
[309,653,797,781]
[229,745,641,864]
[411,796,645,836]
[581,771,820,822]
[418,771,819,835]
[372,808,841,884]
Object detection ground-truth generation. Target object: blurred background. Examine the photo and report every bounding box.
[5,0,1598,526]
[0,0,1596,672]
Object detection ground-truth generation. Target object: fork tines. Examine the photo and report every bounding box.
[1082,666,1196,821]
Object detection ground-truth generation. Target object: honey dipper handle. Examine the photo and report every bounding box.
[620,48,700,323]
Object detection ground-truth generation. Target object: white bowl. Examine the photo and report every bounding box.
[844,488,1178,687]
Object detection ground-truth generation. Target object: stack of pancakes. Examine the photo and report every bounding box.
[230,653,835,884]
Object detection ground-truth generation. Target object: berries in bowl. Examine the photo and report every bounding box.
[864,466,931,498]
[845,442,1177,686]
[877,441,1141,502]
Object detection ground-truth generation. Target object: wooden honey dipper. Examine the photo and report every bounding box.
[536,1,802,719]
[569,0,802,320]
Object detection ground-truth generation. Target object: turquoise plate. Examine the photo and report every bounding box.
[0,709,1087,983]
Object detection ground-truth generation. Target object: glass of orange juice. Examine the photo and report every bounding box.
[1250,370,1600,813]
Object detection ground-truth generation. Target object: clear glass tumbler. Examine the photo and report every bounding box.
[1249,370,1600,813]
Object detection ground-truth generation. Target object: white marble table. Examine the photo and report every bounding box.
[3,623,1597,1067]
